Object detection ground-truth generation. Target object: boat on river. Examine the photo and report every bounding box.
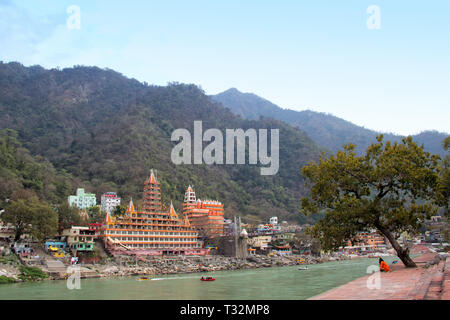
[298,266,308,270]
[201,277,215,281]
[137,277,151,281]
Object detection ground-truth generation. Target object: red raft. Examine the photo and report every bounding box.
[200,277,215,281]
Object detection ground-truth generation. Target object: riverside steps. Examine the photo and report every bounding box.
[309,250,449,300]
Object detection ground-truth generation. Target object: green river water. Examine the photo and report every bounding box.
[0,256,397,300]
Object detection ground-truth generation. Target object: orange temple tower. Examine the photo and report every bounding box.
[98,170,209,256]
[182,186,225,238]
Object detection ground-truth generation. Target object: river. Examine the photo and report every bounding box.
[0,256,397,300]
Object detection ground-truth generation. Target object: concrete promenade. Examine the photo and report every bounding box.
[309,251,449,300]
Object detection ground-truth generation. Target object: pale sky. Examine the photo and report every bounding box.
[0,0,449,135]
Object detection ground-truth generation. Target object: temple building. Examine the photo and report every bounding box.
[182,186,224,238]
[98,170,208,256]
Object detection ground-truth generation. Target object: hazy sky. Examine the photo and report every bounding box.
[1,0,449,135]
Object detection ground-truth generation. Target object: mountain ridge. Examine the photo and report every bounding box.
[212,88,448,156]
[0,61,323,224]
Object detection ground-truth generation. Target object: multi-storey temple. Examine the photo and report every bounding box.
[98,170,209,256]
[182,186,225,238]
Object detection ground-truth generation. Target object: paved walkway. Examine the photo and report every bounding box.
[309,252,449,300]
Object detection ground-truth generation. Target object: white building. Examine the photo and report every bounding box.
[101,192,121,214]
[68,188,97,209]
[269,217,278,226]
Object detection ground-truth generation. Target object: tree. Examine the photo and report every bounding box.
[292,230,322,256]
[1,199,32,241]
[87,206,106,223]
[1,197,58,243]
[436,137,450,217]
[56,202,82,231]
[301,136,440,267]
[112,204,126,217]
[29,200,58,243]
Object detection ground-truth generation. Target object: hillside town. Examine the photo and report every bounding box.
[0,169,448,282]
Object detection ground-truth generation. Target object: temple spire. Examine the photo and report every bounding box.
[143,168,162,213]
[104,211,113,225]
[149,169,157,184]
[126,198,135,214]
[169,201,178,219]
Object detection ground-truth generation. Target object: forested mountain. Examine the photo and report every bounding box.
[212,88,449,156]
[0,62,323,224]
[0,129,75,211]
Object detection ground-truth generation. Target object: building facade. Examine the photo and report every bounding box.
[247,235,272,251]
[98,170,208,256]
[182,186,225,238]
[62,226,96,252]
[101,192,121,213]
[68,188,97,209]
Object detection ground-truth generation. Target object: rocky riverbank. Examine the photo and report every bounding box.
[75,254,331,279]
[1,252,351,282]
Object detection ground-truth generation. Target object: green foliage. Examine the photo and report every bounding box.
[301,135,441,267]
[56,202,82,231]
[0,128,75,210]
[0,275,16,284]
[0,253,19,265]
[436,136,450,216]
[88,206,106,223]
[2,197,58,242]
[18,266,48,281]
[112,204,127,217]
[29,200,59,243]
[0,62,323,223]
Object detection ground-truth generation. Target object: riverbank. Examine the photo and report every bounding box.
[1,252,344,282]
[73,254,329,279]
[309,251,449,300]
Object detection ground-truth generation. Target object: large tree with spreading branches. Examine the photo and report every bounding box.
[301,136,441,267]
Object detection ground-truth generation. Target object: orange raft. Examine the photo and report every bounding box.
[200,277,216,281]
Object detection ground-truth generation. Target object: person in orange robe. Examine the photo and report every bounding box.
[379,258,390,272]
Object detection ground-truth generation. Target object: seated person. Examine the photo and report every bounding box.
[379,258,390,272]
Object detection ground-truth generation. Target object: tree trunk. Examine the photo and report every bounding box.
[375,224,417,268]
[14,230,22,242]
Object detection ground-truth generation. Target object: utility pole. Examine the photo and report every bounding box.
[238,216,242,234]
[234,216,238,258]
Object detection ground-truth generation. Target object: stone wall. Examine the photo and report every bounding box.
[206,236,248,258]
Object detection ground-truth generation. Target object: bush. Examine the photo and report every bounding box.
[19,266,48,281]
[0,275,16,284]
[0,254,19,265]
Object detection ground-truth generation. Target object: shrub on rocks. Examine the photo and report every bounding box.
[0,275,16,284]
[19,266,48,281]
